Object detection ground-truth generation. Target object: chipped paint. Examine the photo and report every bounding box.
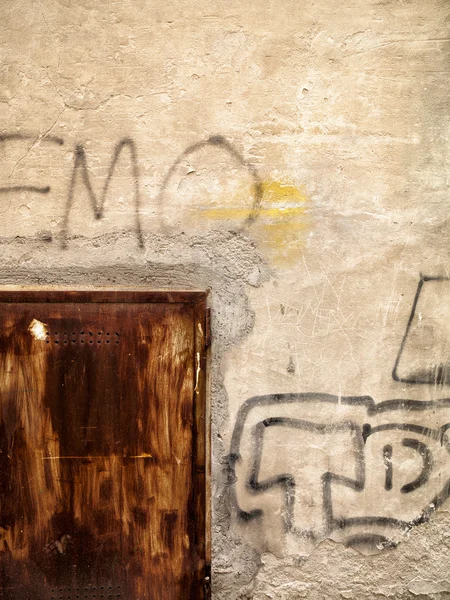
[194,351,201,394]
[28,318,48,341]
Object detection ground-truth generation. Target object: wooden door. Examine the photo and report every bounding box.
[0,291,208,600]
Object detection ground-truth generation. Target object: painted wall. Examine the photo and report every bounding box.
[1,0,450,597]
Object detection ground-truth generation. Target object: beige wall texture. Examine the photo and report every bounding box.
[1,0,450,597]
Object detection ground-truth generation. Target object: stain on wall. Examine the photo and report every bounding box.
[201,181,311,264]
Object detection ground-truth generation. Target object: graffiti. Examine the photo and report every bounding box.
[229,393,450,554]
[393,275,450,385]
[155,135,263,228]
[0,133,263,248]
[61,138,144,249]
[0,134,64,196]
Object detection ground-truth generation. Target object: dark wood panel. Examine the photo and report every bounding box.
[0,295,208,600]
[0,291,207,305]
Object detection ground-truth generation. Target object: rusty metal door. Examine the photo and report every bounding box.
[0,291,208,600]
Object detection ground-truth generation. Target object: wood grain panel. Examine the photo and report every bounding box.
[0,294,208,600]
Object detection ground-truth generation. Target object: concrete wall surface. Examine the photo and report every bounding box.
[1,0,450,597]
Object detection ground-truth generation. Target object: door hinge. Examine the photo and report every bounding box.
[205,308,211,348]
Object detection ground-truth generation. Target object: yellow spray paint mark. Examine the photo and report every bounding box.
[200,180,311,265]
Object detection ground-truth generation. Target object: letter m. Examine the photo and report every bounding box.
[61,139,143,248]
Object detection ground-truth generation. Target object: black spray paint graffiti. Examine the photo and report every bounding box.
[61,139,144,249]
[0,134,64,195]
[393,275,450,385]
[0,133,263,248]
[228,393,450,552]
[156,135,263,228]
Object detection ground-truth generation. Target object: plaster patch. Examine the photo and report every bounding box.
[408,578,450,595]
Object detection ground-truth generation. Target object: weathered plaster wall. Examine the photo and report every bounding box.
[1,0,450,597]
